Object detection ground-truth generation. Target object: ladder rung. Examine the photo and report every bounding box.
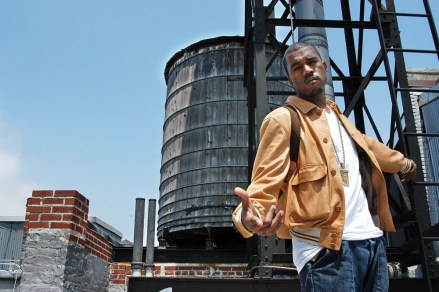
[403,132,439,137]
[386,48,439,54]
[412,182,439,186]
[395,88,439,93]
[423,237,439,241]
[379,11,429,18]
[332,76,388,81]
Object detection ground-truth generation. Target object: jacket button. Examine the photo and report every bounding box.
[323,137,328,143]
[330,243,336,248]
[331,233,337,238]
[335,206,341,212]
[331,169,336,176]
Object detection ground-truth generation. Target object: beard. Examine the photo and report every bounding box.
[296,84,325,99]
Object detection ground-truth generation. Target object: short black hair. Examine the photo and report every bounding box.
[282,42,323,74]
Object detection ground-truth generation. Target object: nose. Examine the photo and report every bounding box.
[303,63,314,75]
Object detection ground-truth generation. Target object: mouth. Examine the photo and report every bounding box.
[305,76,319,84]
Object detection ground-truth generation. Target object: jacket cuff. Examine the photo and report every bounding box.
[401,158,416,174]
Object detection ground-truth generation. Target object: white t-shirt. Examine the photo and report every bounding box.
[292,108,383,273]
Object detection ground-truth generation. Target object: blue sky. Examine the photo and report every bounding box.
[0,0,437,242]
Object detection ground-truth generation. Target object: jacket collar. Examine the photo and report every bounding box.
[286,96,342,115]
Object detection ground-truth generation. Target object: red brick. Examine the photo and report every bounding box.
[52,206,76,213]
[81,214,88,227]
[112,269,126,275]
[72,208,86,218]
[73,207,86,219]
[165,266,177,271]
[219,267,232,271]
[40,214,62,221]
[74,225,85,235]
[110,268,124,275]
[64,198,78,206]
[32,190,54,198]
[192,266,207,270]
[54,190,79,197]
[69,234,80,243]
[111,279,126,285]
[51,222,74,229]
[62,214,74,221]
[42,198,64,205]
[26,221,49,229]
[177,266,192,270]
[25,213,39,221]
[81,204,89,213]
[71,215,82,225]
[78,237,86,246]
[27,206,51,213]
[27,198,41,205]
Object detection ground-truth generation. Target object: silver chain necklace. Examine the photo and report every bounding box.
[327,106,350,187]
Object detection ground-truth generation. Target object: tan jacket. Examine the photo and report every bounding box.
[232,96,406,250]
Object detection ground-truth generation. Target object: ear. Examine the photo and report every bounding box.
[322,60,328,72]
[287,75,294,86]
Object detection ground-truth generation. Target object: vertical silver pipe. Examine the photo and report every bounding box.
[294,0,335,101]
[145,199,156,277]
[131,198,145,277]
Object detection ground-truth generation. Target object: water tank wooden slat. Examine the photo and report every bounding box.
[159,36,290,247]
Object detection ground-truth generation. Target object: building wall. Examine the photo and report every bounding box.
[421,94,439,225]
[14,190,251,292]
[0,217,24,290]
[19,190,113,291]
[407,68,439,226]
[109,262,248,291]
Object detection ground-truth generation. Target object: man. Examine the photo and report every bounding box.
[232,42,416,291]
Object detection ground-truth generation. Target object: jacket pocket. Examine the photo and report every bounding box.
[291,164,327,185]
[289,163,330,222]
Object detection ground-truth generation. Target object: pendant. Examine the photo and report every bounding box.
[340,169,350,187]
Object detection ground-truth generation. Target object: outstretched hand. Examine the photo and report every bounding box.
[401,159,417,183]
[401,168,416,183]
[234,187,284,237]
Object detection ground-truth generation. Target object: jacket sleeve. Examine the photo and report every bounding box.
[232,112,292,237]
[337,110,407,174]
[363,134,406,173]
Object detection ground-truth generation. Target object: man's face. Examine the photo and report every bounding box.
[285,46,327,99]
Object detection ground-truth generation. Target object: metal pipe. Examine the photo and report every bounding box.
[294,0,335,101]
[131,198,145,277]
[145,199,156,277]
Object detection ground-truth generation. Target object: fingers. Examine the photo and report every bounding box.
[401,169,416,183]
[234,187,284,236]
[234,187,250,206]
[254,206,284,236]
[235,187,262,224]
[235,187,263,229]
